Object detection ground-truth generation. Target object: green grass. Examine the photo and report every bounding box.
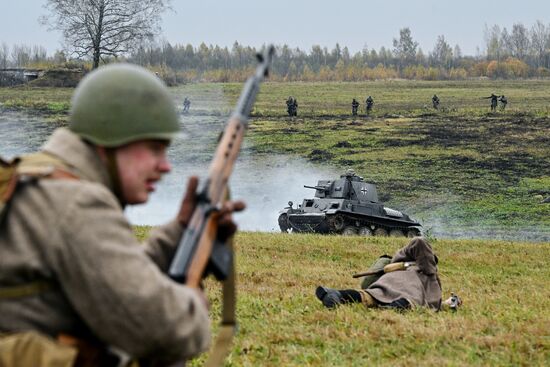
[2,80,549,240]
[246,112,549,240]
[135,229,550,366]
[239,80,549,241]
[0,86,73,118]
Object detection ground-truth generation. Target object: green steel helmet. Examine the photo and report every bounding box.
[69,63,179,147]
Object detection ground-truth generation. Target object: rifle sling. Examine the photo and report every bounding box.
[0,280,55,299]
[204,237,237,367]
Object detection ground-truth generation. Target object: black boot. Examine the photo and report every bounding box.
[315,286,343,309]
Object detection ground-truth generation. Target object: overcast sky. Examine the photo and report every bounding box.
[2,0,549,56]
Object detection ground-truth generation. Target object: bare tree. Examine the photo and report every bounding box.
[510,23,530,60]
[484,24,502,61]
[11,44,31,67]
[530,20,549,68]
[31,45,48,64]
[40,0,171,69]
[453,44,462,61]
[393,27,418,69]
[0,43,9,69]
[431,35,453,68]
[500,27,513,58]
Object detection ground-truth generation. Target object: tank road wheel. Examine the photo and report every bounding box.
[278,214,290,233]
[358,227,373,236]
[327,214,345,232]
[373,228,388,237]
[406,229,421,238]
[342,226,358,236]
[389,229,405,237]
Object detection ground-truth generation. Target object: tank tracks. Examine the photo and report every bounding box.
[326,213,420,237]
[279,213,421,237]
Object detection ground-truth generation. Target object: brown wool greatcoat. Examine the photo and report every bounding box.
[0,128,210,363]
[365,237,442,310]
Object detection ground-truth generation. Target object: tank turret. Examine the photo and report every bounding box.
[278,170,421,237]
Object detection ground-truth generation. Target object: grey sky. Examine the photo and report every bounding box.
[1,0,548,56]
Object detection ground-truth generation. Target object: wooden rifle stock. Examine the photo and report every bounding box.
[352,261,416,278]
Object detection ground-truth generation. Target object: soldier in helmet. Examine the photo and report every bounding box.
[345,168,356,177]
[483,93,499,112]
[365,96,374,114]
[315,237,462,312]
[432,94,440,110]
[0,64,244,366]
[286,96,294,116]
[183,96,191,113]
[351,99,359,116]
[499,95,508,110]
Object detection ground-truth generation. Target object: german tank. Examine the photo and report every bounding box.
[278,170,421,237]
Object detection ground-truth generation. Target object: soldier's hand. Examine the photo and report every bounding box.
[177,177,246,240]
[216,200,246,242]
[177,176,199,227]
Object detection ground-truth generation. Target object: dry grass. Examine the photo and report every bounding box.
[132,230,550,366]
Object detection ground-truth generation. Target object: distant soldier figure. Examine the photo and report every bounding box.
[286,96,294,116]
[499,95,508,110]
[351,99,359,116]
[292,98,298,116]
[365,96,374,114]
[432,94,440,110]
[483,94,498,112]
[183,97,191,113]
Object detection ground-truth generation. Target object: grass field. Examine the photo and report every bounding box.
[240,80,548,242]
[1,80,549,241]
[133,229,550,366]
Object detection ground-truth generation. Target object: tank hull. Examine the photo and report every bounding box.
[278,171,422,237]
[279,199,421,237]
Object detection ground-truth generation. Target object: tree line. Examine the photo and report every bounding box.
[3,21,550,82]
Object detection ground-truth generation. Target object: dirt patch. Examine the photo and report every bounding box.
[338,158,357,166]
[378,138,424,147]
[283,127,300,134]
[308,149,334,162]
[29,68,85,87]
[333,140,352,148]
[329,123,347,130]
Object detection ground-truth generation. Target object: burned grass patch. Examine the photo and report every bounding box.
[333,140,352,148]
[338,159,356,166]
[308,149,334,162]
[378,138,425,147]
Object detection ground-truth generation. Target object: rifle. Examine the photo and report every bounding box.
[352,261,416,278]
[168,45,274,366]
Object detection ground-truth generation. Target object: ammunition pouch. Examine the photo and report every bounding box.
[1,152,78,222]
[0,331,139,367]
[0,331,77,367]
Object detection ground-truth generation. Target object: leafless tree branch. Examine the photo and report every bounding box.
[41,0,171,68]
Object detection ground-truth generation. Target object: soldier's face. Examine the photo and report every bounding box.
[115,140,171,204]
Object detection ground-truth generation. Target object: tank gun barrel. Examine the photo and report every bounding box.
[304,185,328,190]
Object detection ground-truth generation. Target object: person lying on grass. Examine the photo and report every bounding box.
[315,237,462,311]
